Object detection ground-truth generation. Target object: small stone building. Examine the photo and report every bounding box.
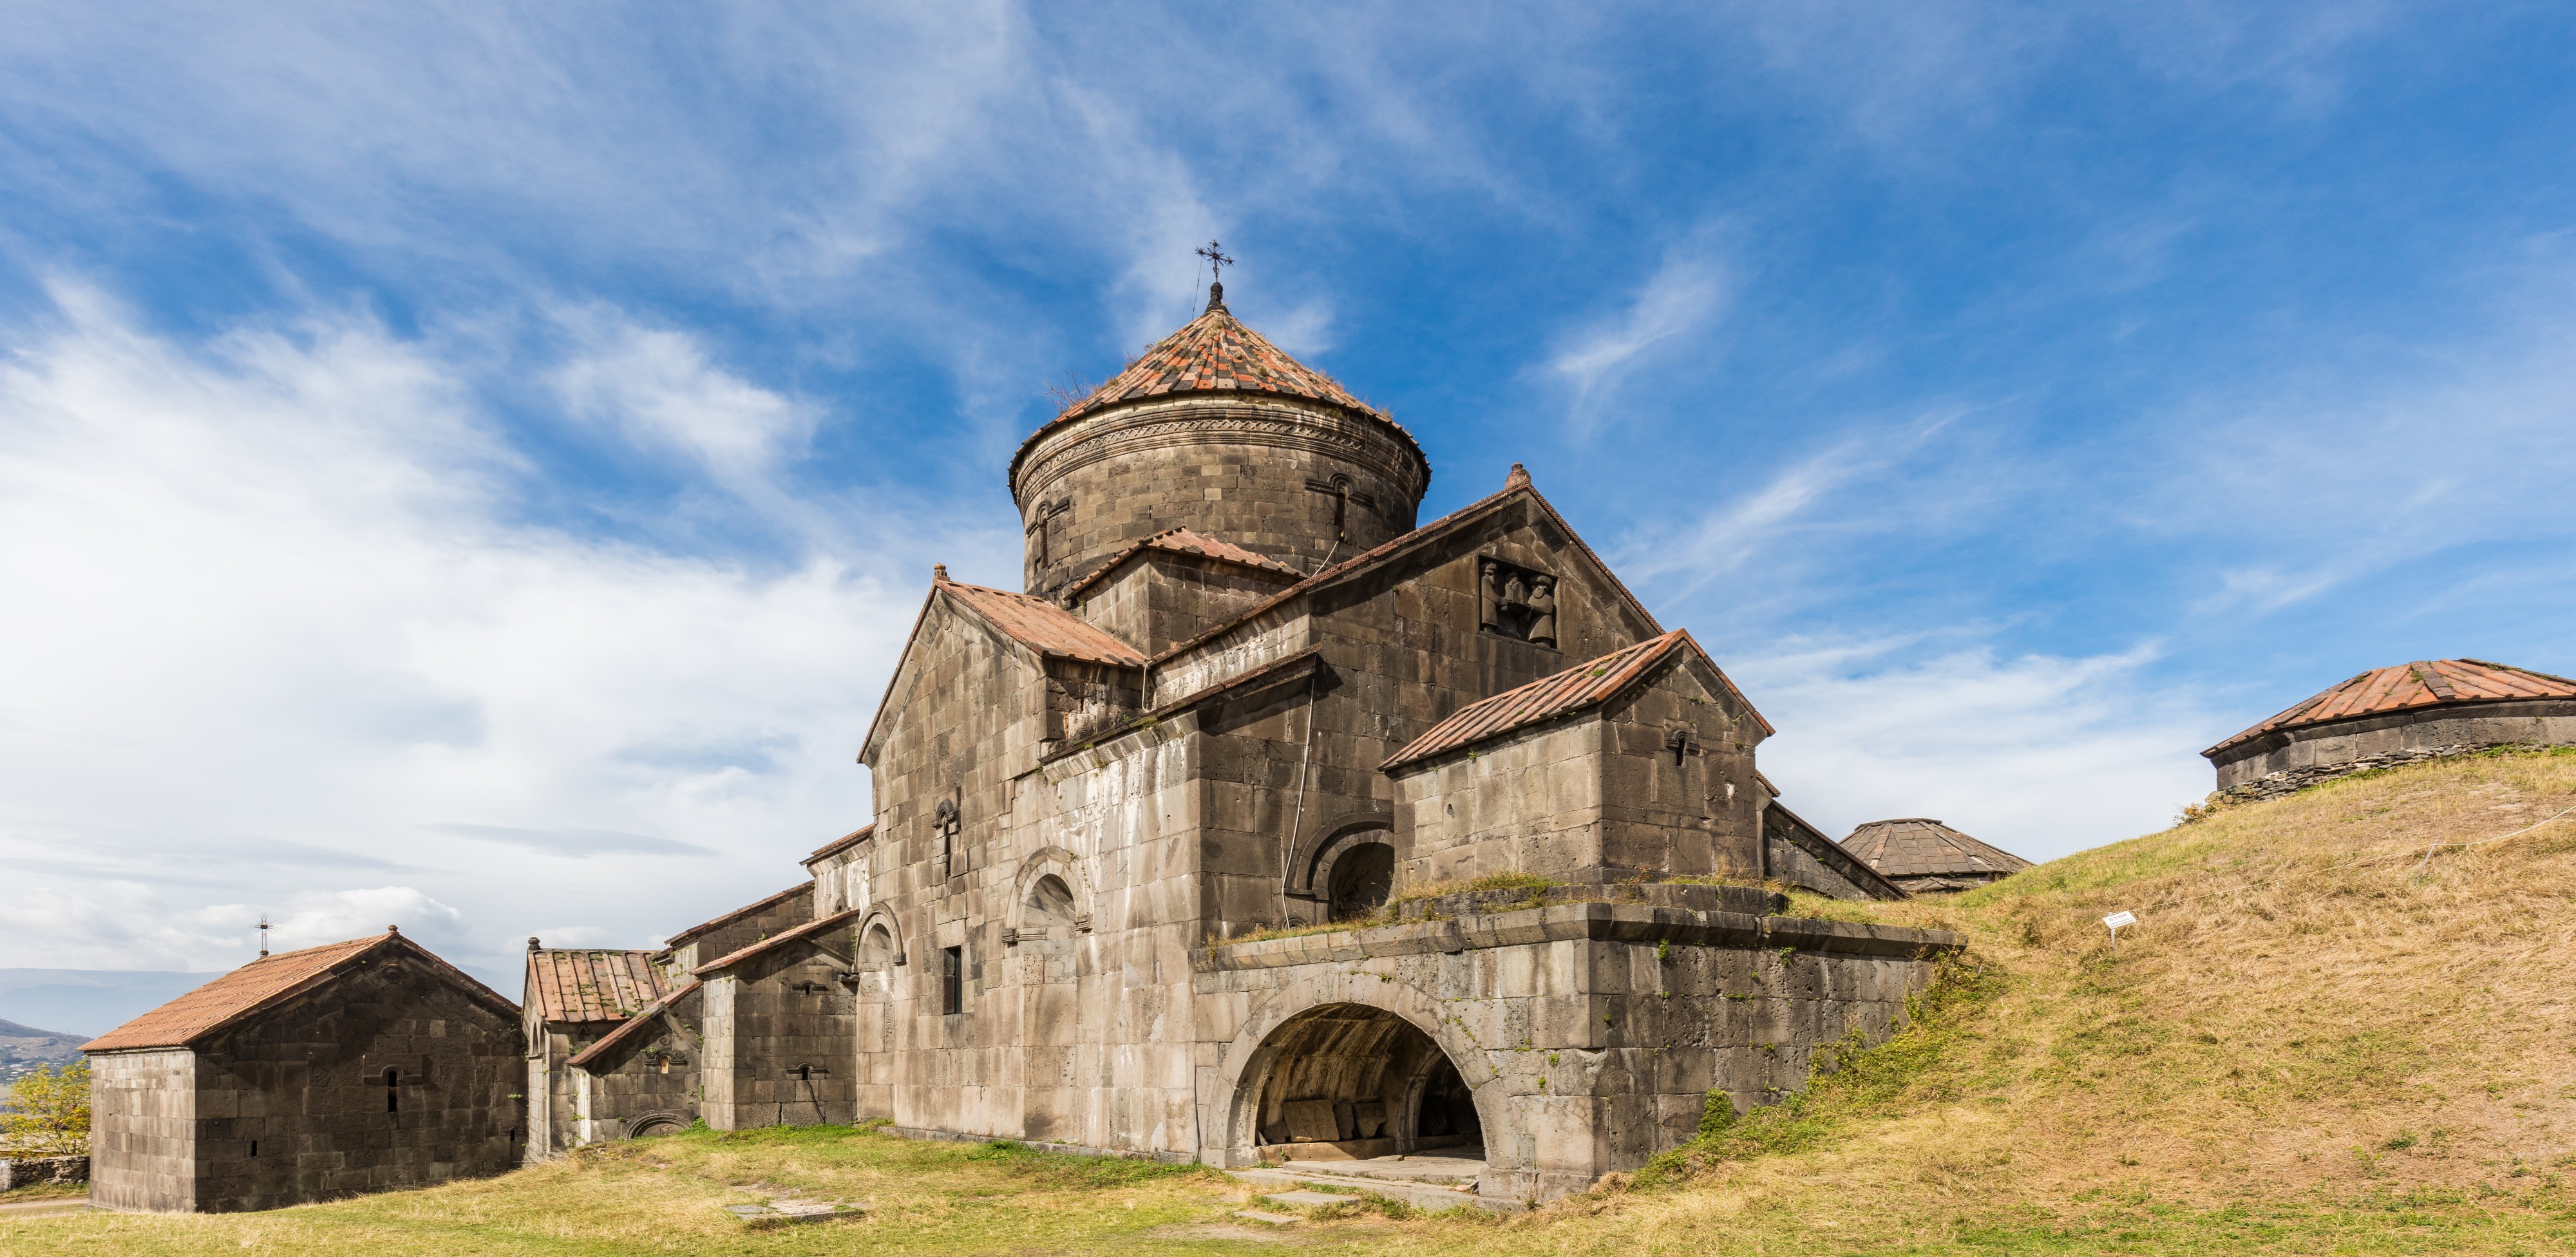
[579,280,1962,1204]
[2204,658,2576,800]
[1839,818,2032,895]
[84,929,522,1213]
[522,943,669,1158]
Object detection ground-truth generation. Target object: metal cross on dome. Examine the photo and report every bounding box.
[1194,240,1234,285]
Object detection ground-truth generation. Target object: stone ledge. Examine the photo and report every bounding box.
[1193,903,1961,972]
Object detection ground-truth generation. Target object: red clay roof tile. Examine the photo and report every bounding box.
[940,578,1148,667]
[84,936,392,1052]
[2204,658,2576,757]
[1009,297,1425,486]
[1063,527,1307,601]
[1381,629,1764,770]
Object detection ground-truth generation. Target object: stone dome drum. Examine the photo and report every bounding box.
[1009,283,1431,598]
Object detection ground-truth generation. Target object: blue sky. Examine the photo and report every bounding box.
[4,2,2573,987]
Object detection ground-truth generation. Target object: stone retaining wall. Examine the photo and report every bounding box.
[0,1154,89,1190]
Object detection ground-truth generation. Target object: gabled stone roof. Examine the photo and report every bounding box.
[1839,819,2032,881]
[1063,527,1307,601]
[1381,628,1769,771]
[1149,470,1663,669]
[690,908,866,978]
[804,824,874,865]
[2204,658,2576,758]
[84,931,516,1053]
[664,883,812,949]
[526,949,667,1024]
[565,978,699,1071]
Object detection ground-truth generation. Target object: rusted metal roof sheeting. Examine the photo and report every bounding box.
[1384,630,1761,770]
[527,949,668,1024]
[2205,658,2576,757]
[84,935,392,1052]
[940,579,1148,667]
[1839,819,2034,880]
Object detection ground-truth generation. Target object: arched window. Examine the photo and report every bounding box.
[1023,874,1076,933]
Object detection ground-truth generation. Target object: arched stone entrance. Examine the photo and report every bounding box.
[1226,1002,1485,1162]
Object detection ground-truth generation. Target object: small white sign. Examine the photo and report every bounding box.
[2102,911,2137,936]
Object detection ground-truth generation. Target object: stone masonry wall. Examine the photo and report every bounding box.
[2211,702,2576,791]
[181,961,522,1213]
[1013,395,1427,597]
[1074,553,1302,657]
[88,1049,196,1212]
[1193,902,1960,1202]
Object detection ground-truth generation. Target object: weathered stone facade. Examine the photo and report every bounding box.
[574,291,1961,1204]
[85,932,522,1213]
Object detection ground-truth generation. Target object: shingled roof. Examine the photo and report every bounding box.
[1010,288,1423,486]
[938,578,1148,667]
[2204,658,2576,758]
[1063,527,1307,601]
[526,949,667,1024]
[84,931,515,1053]
[1381,629,1768,771]
[1839,819,2032,882]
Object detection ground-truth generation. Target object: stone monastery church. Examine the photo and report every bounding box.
[510,279,1958,1205]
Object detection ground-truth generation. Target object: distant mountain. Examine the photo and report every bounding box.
[0,969,220,1039]
[0,1018,86,1084]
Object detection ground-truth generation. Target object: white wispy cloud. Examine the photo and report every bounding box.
[1734,637,2211,862]
[0,285,926,974]
[1548,247,1731,430]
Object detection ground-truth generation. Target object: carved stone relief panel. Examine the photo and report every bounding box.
[1477,556,1559,648]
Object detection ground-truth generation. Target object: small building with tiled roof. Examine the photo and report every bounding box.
[1839,819,2034,895]
[520,943,672,1158]
[83,929,522,1213]
[2204,658,2576,799]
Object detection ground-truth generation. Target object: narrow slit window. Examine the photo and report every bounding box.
[249,1140,258,1158]
[940,945,964,1015]
[384,1066,401,1113]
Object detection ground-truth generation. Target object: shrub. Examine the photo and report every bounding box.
[1,1061,90,1153]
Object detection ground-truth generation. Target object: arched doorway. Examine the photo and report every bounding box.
[1326,842,1394,921]
[1238,1003,1482,1160]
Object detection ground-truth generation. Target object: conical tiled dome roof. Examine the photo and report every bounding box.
[2204,659,2576,757]
[1840,818,2032,882]
[1010,285,1419,482]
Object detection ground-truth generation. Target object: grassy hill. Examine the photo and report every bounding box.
[7,751,2572,1254]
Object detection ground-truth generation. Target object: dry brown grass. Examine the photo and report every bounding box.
[1522,748,2576,1250]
